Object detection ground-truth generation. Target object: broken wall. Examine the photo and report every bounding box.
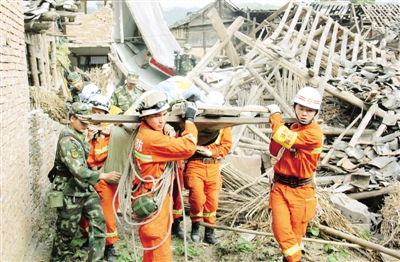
[1,1,64,259]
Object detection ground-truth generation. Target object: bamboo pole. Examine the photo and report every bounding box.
[318,225,400,259]
[200,222,363,248]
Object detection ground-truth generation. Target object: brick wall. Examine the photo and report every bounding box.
[0,1,64,260]
[0,1,30,259]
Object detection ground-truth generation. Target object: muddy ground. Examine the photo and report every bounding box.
[24,207,388,262]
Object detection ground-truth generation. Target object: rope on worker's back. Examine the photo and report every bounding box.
[114,126,177,256]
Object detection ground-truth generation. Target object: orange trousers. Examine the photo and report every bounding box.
[269,183,317,262]
[172,163,184,220]
[134,192,172,262]
[79,180,119,245]
[184,161,222,224]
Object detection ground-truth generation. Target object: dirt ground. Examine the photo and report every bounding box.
[25,211,391,262]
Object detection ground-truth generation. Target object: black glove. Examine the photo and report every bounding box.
[183,101,198,122]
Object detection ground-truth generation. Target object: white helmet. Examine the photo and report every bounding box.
[88,94,110,113]
[79,83,102,103]
[206,91,225,106]
[293,86,321,110]
[137,90,170,117]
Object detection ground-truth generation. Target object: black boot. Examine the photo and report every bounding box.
[104,244,118,262]
[191,222,200,243]
[203,227,219,244]
[171,218,184,239]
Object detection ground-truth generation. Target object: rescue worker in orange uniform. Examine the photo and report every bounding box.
[185,91,232,244]
[78,94,120,261]
[132,90,198,262]
[266,86,323,262]
[171,159,185,239]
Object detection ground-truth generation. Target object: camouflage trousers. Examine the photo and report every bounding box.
[50,192,106,262]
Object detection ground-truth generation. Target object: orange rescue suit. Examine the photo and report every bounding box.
[79,126,119,246]
[269,113,322,262]
[133,120,198,262]
[185,127,232,224]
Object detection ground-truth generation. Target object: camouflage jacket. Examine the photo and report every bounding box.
[177,54,197,76]
[110,85,144,112]
[54,125,100,197]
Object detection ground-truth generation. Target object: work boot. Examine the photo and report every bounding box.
[191,222,200,243]
[104,244,118,262]
[203,227,219,244]
[171,218,184,239]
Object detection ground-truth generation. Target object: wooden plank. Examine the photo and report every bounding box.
[247,64,296,118]
[281,4,303,48]
[351,33,360,63]
[266,2,290,22]
[348,104,377,148]
[265,1,294,43]
[234,30,388,119]
[186,16,244,82]
[313,17,333,76]
[207,8,240,67]
[350,4,361,34]
[325,22,339,77]
[300,12,321,65]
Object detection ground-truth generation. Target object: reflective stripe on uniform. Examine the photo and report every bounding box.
[272,126,297,149]
[106,229,118,238]
[94,146,108,155]
[183,133,197,145]
[134,150,153,162]
[283,243,300,258]
[172,209,183,215]
[203,211,216,217]
[312,147,322,154]
[79,225,89,233]
[190,211,203,218]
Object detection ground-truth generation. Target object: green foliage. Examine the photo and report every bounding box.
[307,227,320,237]
[323,244,349,261]
[173,240,204,257]
[235,237,255,253]
[359,229,371,241]
[116,243,141,262]
[56,43,71,73]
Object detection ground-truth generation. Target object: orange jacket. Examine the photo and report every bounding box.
[133,121,198,188]
[270,113,322,179]
[204,127,232,158]
[87,135,109,168]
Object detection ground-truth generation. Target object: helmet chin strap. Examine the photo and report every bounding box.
[294,104,318,125]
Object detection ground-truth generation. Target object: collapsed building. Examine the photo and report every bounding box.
[1,0,400,260]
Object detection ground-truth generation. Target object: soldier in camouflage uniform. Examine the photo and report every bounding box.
[174,43,198,76]
[50,102,122,262]
[110,71,144,113]
[67,72,86,103]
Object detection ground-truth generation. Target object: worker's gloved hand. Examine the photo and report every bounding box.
[183,101,198,122]
[196,146,212,157]
[266,104,281,115]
